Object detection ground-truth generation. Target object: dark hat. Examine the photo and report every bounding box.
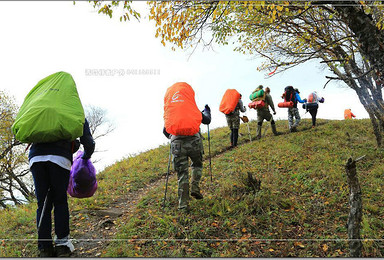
[294,88,300,93]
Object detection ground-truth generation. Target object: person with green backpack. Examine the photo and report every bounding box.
[251,85,279,139]
[12,72,95,257]
[29,119,95,257]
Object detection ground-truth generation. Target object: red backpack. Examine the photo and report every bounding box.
[278,86,295,108]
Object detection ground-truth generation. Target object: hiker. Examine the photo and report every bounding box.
[344,108,356,119]
[254,86,279,139]
[10,72,95,257]
[304,91,325,128]
[163,82,211,211]
[29,118,95,257]
[281,86,306,132]
[219,90,246,147]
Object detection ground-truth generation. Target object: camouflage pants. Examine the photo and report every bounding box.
[171,136,203,209]
[226,113,240,129]
[288,107,301,129]
[257,109,273,123]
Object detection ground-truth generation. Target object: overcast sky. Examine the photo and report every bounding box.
[0,1,368,171]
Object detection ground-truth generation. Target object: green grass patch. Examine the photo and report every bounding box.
[1,119,383,257]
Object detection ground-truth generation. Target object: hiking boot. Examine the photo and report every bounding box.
[178,205,190,213]
[39,247,55,257]
[271,124,280,136]
[191,191,203,200]
[290,126,297,132]
[55,245,72,257]
[256,125,262,139]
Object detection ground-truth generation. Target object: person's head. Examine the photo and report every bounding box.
[257,85,263,90]
[265,87,270,94]
[295,88,300,94]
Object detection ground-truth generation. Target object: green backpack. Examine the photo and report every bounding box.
[12,71,85,143]
[249,89,265,101]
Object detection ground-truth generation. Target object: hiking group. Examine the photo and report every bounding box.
[11,71,357,257]
[162,82,328,212]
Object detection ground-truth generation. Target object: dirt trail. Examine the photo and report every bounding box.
[69,123,325,257]
[71,173,174,257]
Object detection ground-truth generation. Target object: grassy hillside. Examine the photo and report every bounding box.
[1,118,383,257]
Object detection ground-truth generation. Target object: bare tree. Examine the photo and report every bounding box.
[84,105,115,165]
[85,105,115,141]
[1,91,34,208]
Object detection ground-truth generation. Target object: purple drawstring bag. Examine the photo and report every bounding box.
[68,151,97,198]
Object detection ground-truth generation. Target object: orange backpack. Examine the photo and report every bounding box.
[164,82,202,136]
[219,89,241,115]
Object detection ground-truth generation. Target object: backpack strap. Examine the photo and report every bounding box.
[24,143,32,153]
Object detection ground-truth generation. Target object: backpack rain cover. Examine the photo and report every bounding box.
[308,92,318,103]
[219,89,240,115]
[12,71,85,143]
[164,82,202,136]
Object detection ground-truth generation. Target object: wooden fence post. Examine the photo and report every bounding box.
[345,156,364,257]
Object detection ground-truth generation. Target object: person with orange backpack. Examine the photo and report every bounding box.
[303,91,324,128]
[219,89,246,148]
[344,108,356,119]
[163,82,211,212]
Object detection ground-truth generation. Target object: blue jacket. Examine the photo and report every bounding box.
[29,119,95,162]
[293,92,306,108]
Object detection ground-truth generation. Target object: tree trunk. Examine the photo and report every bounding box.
[333,2,384,84]
[366,107,382,147]
[0,200,7,209]
[345,157,363,257]
[354,87,383,146]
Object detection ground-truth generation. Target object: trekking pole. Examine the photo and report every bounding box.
[246,122,252,142]
[243,114,252,142]
[162,142,172,209]
[207,124,212,182]
[300,108,308,120]
[37,188,50,233]
[262,123,270,138]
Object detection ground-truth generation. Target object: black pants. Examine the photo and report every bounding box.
[31,161,70,250]
[309,108,318,126]
[230,128,239,147]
